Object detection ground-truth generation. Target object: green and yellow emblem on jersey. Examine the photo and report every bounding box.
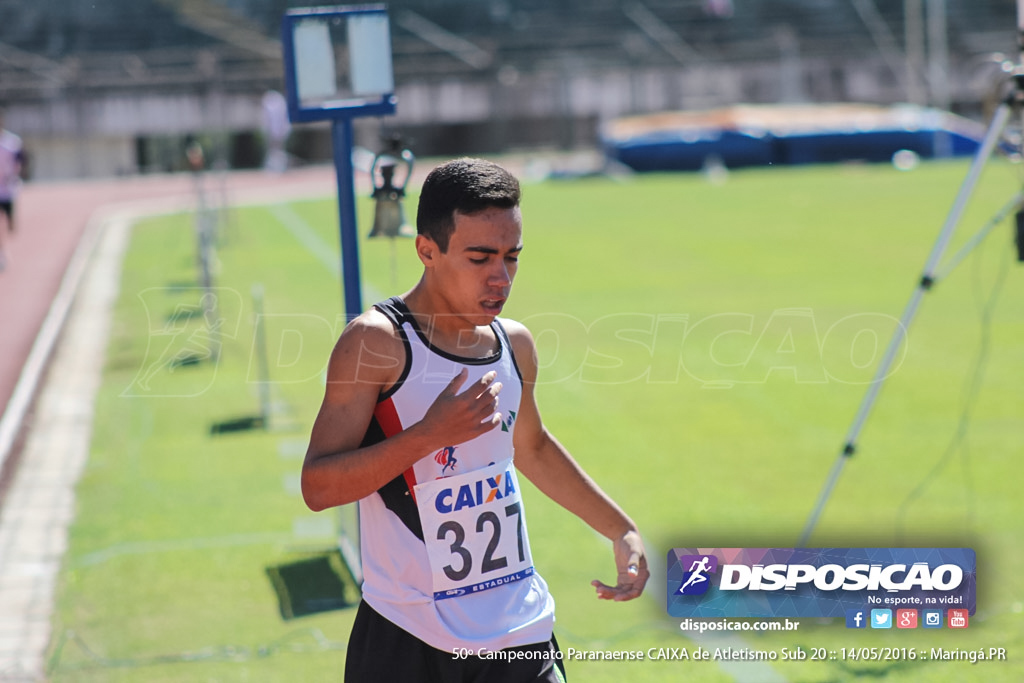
[500,410,517,432]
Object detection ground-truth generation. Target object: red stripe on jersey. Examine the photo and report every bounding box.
[374,397,419,502]
[374,397,403,437]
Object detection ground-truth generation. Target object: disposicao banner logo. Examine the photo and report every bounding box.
[667,548,976,618]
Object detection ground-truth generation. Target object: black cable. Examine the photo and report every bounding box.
[893,235,1012,544]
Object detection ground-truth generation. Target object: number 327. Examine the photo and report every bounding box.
[437,503,525,581]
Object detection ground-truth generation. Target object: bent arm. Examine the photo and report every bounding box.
[506,321,649,600]
[302,311,504,511]
[301,313,424,510]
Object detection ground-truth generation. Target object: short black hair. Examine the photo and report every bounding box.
[416,158,521,252]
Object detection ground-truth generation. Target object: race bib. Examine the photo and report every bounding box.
[415,458,535,601]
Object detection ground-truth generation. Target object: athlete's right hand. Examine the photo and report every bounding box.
[418,369,503,446]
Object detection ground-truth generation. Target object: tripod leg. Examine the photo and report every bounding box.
[797,101,1014,547]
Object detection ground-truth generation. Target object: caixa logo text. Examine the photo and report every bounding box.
[434,469,517,514]
[719,562,963,592]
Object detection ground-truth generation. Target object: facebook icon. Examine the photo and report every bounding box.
[845,609,866,629]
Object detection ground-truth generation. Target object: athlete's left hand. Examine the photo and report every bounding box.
[591,530,649,601]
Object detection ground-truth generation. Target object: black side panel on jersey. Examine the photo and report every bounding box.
[360,414,424,542]
[378,474,424,541]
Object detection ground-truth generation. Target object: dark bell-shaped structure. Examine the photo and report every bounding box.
[369,143,415,238]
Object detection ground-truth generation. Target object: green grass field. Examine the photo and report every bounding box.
[48,159,1024,682]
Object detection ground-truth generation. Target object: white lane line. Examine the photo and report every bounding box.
[74,532,292,568]
[0,207,108,481]
[268,203,385,305]
[0,212,132,680]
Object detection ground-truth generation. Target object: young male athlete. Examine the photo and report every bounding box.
[302,158,649,682]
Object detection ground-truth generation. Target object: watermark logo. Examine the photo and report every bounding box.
[948,609,969,629]
[667,548,976,619]
[845,609,866,629]
[896,609,918,629]
[675,555,718,596]
[123,287,244,398]
[871,609,892,629]
[922,609,943,628]
[521,309,907,387]
[123,303,910,395]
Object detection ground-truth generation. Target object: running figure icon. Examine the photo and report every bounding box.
[678,556,712,593]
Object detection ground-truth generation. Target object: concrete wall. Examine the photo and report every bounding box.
[0,53,988,180]
[24,136,136,179]
[10,91,265,179]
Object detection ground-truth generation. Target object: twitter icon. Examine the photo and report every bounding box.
[870,609,892,629]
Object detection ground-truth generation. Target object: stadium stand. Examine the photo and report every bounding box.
[1,0,1015,94]
[0,0,1017,176]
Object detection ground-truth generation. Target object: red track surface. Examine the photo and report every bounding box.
[0,167,335,421]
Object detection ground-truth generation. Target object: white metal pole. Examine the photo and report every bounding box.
[798,102,1013,546]
[926,0,950,112]
[904,0,926,105]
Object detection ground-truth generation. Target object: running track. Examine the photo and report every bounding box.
[0,167,336,490]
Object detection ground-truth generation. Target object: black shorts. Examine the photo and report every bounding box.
[345,600,567,683]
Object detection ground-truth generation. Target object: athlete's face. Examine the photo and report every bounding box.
[417,205,523,326]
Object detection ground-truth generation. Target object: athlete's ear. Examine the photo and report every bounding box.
[416,234,438,266]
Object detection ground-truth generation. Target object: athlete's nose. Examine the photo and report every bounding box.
[489,260,512,288]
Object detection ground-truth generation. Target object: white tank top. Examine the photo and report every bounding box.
[0,130,22,201]
[357,297,555,653]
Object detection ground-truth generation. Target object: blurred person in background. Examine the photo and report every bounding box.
[261,90,291,173]
[0,107,25,271]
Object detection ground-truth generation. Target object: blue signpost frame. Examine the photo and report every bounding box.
[280,4,398,585]
[280,4,397,321]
